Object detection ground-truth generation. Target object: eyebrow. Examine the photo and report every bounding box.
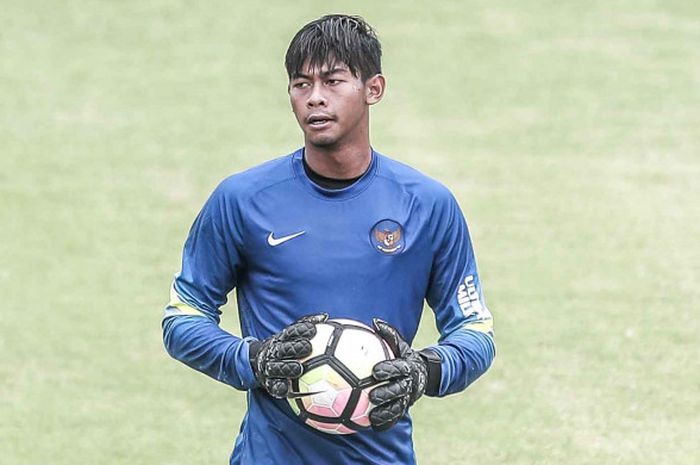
[293,67,348,80]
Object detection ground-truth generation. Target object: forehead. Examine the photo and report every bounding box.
[293,59,353,78]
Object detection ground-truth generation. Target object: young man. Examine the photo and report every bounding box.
[163,14,495,465]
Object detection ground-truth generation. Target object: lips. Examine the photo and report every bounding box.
[306,114,335,127]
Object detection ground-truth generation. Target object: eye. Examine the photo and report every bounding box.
[326,79,341,86]
[293,81,310,89]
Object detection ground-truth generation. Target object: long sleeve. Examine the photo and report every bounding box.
[424,191,496,397]
[162,183,258,391]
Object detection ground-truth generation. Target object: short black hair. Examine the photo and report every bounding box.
[285,14,382,82]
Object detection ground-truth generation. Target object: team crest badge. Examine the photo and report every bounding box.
[370,220,405,254]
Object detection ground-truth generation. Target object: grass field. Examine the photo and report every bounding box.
[2,1,699,464]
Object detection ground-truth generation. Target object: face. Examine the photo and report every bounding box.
[288,61,384,148]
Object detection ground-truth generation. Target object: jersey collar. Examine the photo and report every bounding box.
[291,148,379,201]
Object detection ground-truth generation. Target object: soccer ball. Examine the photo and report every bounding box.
[287,318,393,434]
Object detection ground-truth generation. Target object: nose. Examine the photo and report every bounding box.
[307,83,327,108]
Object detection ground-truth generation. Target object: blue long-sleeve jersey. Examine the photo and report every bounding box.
[163,149,495,465]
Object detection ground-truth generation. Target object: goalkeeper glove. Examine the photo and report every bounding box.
[369,318,441,431]
[248,313,328,398]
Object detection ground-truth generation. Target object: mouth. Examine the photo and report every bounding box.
[306,114,335,128]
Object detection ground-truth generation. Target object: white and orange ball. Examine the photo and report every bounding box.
[287,318,393,434]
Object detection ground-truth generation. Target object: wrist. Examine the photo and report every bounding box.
[248,340,262,378]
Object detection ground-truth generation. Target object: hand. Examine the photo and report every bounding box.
[369,319,428,431]
[249,313,328,398]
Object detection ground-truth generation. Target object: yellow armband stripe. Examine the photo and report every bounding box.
[167,286,206,316]
[463,320,494,336]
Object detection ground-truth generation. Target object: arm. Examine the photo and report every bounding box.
[162,184,258,391]
[424,190,496,397]
[162,303,258,391]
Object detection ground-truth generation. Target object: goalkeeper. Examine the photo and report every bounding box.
[163,14,496,465]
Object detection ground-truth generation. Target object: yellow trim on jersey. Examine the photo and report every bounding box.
[463,320,494,335]
[168,286,205,316]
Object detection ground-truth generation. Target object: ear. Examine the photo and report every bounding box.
[365,74,386,105]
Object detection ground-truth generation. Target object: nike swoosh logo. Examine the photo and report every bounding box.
[287,390,323,399]
[267,230,306,246]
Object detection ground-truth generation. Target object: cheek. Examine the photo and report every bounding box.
[290,98,304,121]
[342,87,366,111]
[352,85,364,101]
[350,92,367,116]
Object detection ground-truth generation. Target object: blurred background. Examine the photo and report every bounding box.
[1,1,698,464]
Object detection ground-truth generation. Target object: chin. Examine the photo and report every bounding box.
[307,134,339,148]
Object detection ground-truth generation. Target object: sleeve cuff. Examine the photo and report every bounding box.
[236,337,260,390]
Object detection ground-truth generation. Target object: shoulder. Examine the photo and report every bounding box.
[375,152,456,207]
[212,152,296,202]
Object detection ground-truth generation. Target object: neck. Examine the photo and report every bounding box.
[303,139,372,179]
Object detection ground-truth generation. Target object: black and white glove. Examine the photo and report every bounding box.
[249,313,328,398]
[369,319,442,431]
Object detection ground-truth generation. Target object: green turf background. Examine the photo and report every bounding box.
[1,1,698,464]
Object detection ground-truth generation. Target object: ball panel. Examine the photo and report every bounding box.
[289,399,301,416]
[351,415,370,428]
[304,419,356,435]
[301,396,313,411]
[335,424,356,434]
[293,365,352,417]
[334,328,388,380]
[302,365,349,390]
[350,388,372,428]
[309,382,336,408]
[304,419,336,433]
[331,318,372,331]
[330,388,353,417]
[307,403,338,418]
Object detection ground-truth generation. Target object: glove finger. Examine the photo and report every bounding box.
[279,321,317,341]
[369,396,409,431]
[265,378,290,398]
[372,319,410,357]
[369,378,412,406]
[372,359,411,381]
[295,312,329,325]
[265,360,304,379]
[273,339,312,359]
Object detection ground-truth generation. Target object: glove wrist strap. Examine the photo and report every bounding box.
[248,340,262,378]
[418,348,442,396]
